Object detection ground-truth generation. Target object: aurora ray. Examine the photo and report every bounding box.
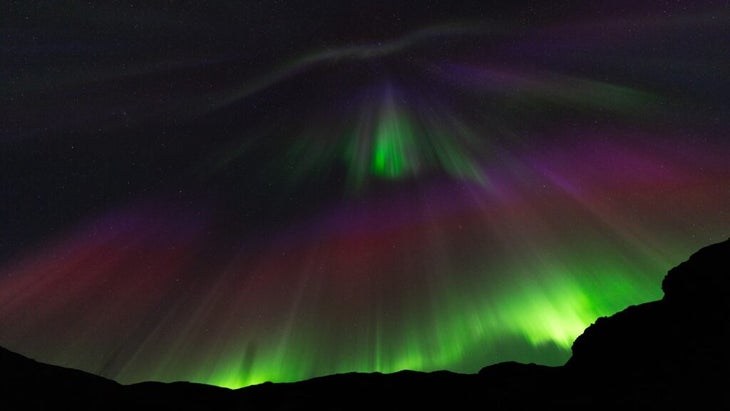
[1,1,729,390]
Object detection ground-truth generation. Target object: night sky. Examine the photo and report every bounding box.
[1,1,729,388]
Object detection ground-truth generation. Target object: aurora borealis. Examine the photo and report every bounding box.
[2,1,729,389]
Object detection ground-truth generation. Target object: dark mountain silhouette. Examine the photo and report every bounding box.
[1,238,728,409]
[564,237,730,408]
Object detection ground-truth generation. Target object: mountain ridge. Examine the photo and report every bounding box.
[2,237,728,409]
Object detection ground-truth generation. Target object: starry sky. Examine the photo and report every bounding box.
[1,1,729,388]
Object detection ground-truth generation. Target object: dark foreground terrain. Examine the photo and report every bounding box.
[2,238,728,410]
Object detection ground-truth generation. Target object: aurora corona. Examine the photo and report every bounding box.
[1,2,728,389]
